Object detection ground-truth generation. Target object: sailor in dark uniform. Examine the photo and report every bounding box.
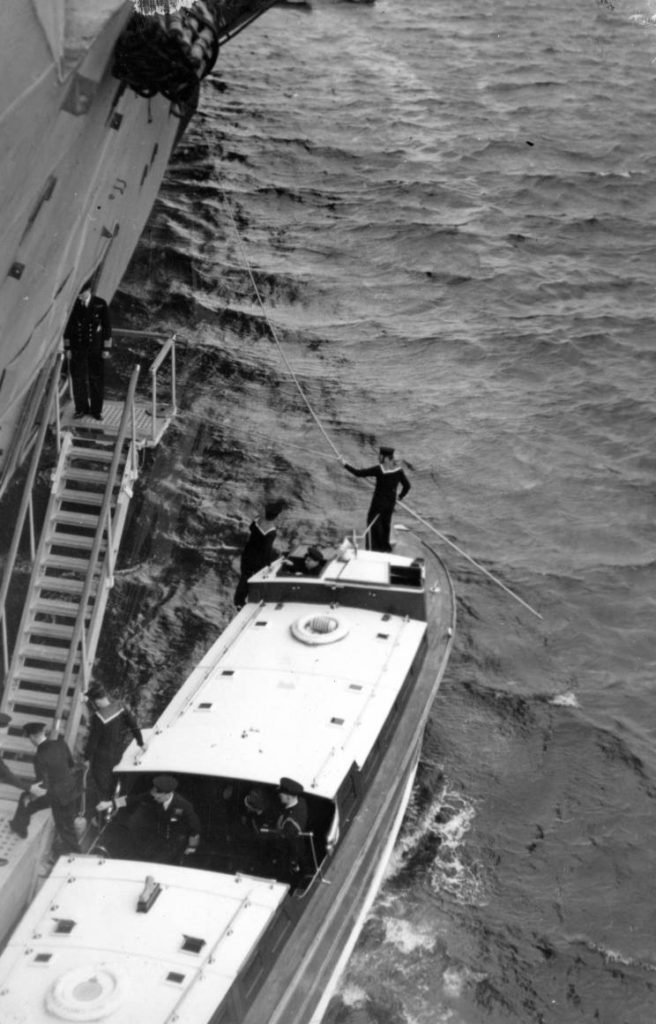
[15,722,81,853]
[275,776,308,882]
[234,499,286,609]
[343,446,411,552]
[83,684,144,806]
[98,774,200,864]
[63,281,112,420]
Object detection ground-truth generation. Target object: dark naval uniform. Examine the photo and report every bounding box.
[64,296,112,418]
[124,788,201,864]
[276,777,308,882]
[344,462,411,552]
[84,701,143,801]
[234,520,278,609]
[17,738,80,853]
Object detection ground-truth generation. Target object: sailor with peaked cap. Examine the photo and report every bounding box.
[276,777,308,882]
[98,773,201,864]
[14,721,80,853]
[342,445,411,552]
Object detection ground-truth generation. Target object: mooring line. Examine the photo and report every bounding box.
[220,191,543,621]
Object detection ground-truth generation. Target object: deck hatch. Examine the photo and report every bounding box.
[53,919,76,934]
[221,670,234,676]
[166,972,186,985]
[181,935,206,954]
[196,702,213,710]
[330,717,345,726]
[33,953,52,963]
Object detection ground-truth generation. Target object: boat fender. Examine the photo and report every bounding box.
[291,613,349,645]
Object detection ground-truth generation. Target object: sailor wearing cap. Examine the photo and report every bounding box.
[234,499,286,609]
[276,777,308,881]
[63,281,112,421]
[342,446,411,552]
[83,684,144,805]
[16,721,80,853]
[98,774,201,863]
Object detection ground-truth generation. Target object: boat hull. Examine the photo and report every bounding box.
[239,538,454,1024]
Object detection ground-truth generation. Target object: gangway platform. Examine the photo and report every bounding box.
[0,334,176,944]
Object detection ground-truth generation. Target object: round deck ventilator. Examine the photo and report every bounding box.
[45,965,126,1021]
[291,613,348,645]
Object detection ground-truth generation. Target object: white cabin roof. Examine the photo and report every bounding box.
[116,597,426,799]
[0,856,287,1024]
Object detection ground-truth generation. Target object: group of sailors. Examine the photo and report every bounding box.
[2,692,310,884]
[234,445,411,607]
[2,281,412,877]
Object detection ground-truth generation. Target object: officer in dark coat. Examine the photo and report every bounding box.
[14,722,81,853]
[63,281,112,420]
[83,684,144,805]
[98,774,201,864]
[276,776,308,882]
[234,499,286,609]
[343,446,411,552]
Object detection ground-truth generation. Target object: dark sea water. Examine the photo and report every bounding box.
[101,0,656,1020]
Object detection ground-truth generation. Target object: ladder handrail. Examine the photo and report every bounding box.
[53,365,141,740]
[0,354,63,680]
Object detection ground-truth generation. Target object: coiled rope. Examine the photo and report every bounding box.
[220,193,543,620]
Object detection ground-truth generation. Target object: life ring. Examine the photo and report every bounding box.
[291,613,349,645]
[45,964,126,1021]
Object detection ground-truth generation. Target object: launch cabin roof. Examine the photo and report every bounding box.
[116,556,428,799]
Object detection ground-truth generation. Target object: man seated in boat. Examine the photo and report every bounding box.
[98,774,200,865]
[281,545,327,577]
[243,786,278,836]
[240,786,279,873]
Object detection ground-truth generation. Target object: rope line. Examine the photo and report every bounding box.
[221,194,341,459]
[219,191,542,621]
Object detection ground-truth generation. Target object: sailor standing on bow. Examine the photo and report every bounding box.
[63,281,112,421]
[342,446,411,552]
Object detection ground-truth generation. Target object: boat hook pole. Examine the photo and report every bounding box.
[396,500,543,620]
[221,191,542,622]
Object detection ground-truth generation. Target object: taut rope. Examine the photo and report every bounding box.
[220,193,542,621]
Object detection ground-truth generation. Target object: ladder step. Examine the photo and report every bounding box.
[70,446,115,463]
[1,734,49,759]
[24,621,75,641]
[35,576,89,595]
[48,534,98,552]
[42,554,99,572]
[13,667,67,686]
[60,488,105,507]
[32,597,81,617]
[65,468,110,485]
[11,690,73,712]
[22,643,80,664]
[52,510,101,529]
